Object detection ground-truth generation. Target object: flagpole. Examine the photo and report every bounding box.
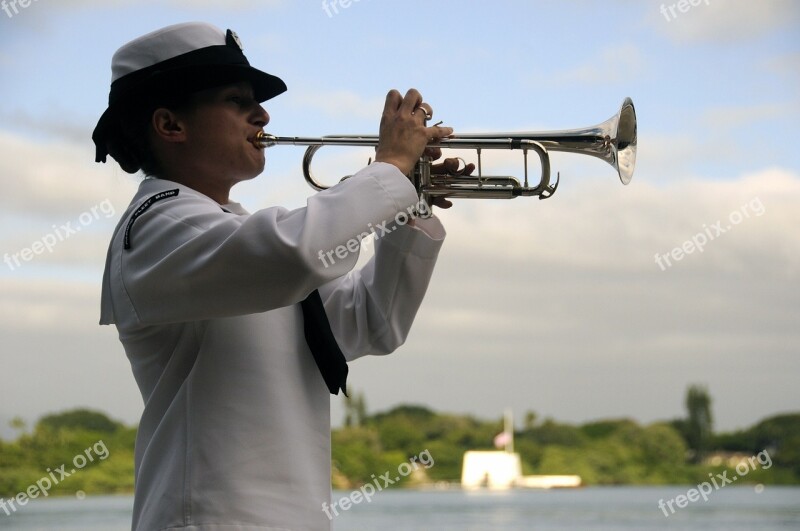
[504,409,514,453]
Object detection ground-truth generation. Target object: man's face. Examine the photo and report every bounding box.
[177,81,269,183]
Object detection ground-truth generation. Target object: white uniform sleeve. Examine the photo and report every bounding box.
[102,163,423,325]
[318,215,445,361]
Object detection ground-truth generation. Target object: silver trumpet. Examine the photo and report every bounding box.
[252,98,637,206]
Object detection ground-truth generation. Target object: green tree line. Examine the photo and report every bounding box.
[1,387,798,496]
[332,398,798,488]
[0,410,135,497]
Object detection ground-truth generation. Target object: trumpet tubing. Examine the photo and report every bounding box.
[252,98,637,205]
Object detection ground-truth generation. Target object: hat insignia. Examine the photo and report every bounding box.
[226,29,243,51]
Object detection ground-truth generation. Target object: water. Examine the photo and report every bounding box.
[0,486,798,530]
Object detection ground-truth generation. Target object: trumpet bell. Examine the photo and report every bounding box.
[453,97,637,185]
[614,97,637,185]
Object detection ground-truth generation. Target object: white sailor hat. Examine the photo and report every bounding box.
[93,22,286,164]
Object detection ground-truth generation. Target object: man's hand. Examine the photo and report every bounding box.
[374,88,453,176]
[425,153,476,210]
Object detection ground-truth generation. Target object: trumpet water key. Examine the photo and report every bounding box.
[252,98,637,207]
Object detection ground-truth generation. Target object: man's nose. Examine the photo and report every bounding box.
[253,105,269,128]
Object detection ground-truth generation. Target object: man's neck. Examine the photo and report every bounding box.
[161,171,234,205]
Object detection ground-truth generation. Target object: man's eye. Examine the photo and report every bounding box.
[228,95,255,107]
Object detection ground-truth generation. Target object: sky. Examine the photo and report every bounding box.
[0,0,798,440]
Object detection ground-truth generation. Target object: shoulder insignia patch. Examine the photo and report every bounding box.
[123,189,180,250]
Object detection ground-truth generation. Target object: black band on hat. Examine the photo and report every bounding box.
[108,45,250,106]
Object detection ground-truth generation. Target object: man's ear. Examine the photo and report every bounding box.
[151,108,187,144]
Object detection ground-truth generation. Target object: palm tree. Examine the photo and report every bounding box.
[686,384,713,464]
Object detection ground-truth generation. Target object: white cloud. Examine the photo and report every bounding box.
[0,276,143,434]
[764,52,800,84]
[164,0,283,8]
[0,129,137,218]
[0,129,136,276]
[0,1,283,33]
[285,89,385,120]
[0,108,95,146]
[547,44,646,87]
[431,166,798,279]
[26,0,282,8]
[702,102,799,130]
[650,0,800,43]
[0,277,100,330]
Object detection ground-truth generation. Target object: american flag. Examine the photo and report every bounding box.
[493,431,512,449]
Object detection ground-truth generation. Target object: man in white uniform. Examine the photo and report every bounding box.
[93,22,463,530]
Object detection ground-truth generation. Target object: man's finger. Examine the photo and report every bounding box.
[382,89,402,115]
[431,157,471,174]
[430,158,458,173]
[442,158,460,173]
[423,147,443,160]
[427,125,454,140]
[433,197,453,209]
[398,88,423,115]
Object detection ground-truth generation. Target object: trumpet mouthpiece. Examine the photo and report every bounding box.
[251,131,276,149]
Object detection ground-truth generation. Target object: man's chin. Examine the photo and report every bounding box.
[237,172,261,183]
[242,158,266,180]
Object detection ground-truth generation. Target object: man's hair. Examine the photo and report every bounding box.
[105,95,188,176]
